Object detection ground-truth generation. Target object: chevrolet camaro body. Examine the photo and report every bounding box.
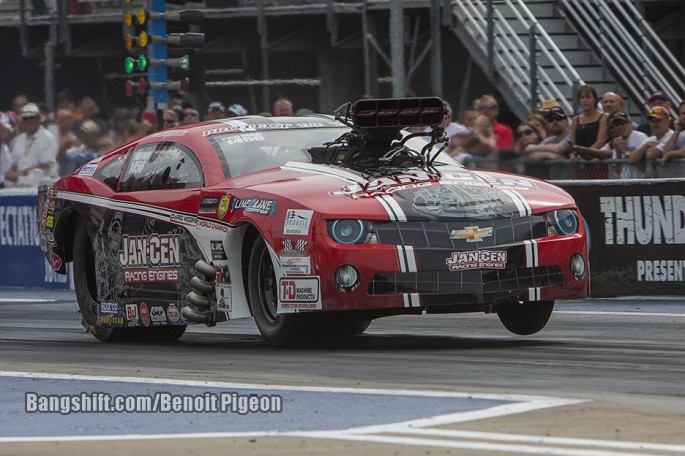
[37,98,589,344]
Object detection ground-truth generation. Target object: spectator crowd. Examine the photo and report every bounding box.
[444,86,685,179]
[1,86,684,188]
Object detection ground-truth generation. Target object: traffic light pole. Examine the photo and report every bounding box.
[148,0,169,108]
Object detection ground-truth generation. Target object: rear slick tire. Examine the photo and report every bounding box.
[73,222,185,342]
[496,300,555,336]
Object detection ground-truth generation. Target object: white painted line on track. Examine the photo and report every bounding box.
[394,428,685,453]
[0,371,579,402]
[293,432,663,456]
[555,310,685,317]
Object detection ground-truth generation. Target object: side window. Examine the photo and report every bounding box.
[94,149,131,190]
[119,142,203,192]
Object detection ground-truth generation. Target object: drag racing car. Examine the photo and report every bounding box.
[37,97,589,345]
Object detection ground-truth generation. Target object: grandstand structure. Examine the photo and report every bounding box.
[0,0,683,121]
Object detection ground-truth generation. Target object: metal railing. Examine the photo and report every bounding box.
[458,155,685,180]
[560,0,685,115]
[451,0,585,118]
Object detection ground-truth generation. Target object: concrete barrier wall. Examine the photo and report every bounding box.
[555,179,685,297]
[2,181,684,296]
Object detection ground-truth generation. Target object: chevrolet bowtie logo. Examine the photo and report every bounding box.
[449,226,493,242]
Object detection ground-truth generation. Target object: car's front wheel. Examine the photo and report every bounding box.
[248,236,309,345]
[73,221,185,342]
[496,300,554,335]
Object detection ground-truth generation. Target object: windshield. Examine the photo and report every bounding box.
[208,127,350,177]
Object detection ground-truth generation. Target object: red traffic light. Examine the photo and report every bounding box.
[125,78,147,97]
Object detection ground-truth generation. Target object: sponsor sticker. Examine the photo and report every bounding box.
[96,315,124,326]
[78,162,98,176]
[199,197,220,214]
[231,197,277,216]
[211,240,227,260]
[198,219,229,233]
[217,286,231,312]
[150,305,166,324]
[150,129,189,138]
[278,277,321,311]
[140,303,151,327]
[170,213,198,226]
[167,304,180,324]
[283,209,313,235]
[51,253,62,270]
[280,256,311,275]
[218,195,231,218]
[282,238,308,257]
[99,302,118,314]
[126,304,139,327]
[446,250,507,271]
[119,233,180,283]
[215,265,231,285]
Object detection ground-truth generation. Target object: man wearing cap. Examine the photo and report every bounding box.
[524,106,571,159]
[636,91,673,135]
[569,110,648,178]
[627,106,674,174]
[4,103,58,185]
[226,103,247,118]
[206,102,226,121]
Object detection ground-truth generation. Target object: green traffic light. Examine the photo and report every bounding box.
[179,55,190,71]
[138,55,148,72]
[124,57,135,74]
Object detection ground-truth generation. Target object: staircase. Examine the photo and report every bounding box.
[449,0,685,122]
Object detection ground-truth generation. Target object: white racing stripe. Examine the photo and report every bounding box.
[528,287,541,301]
[402,293,421,308]
[380,195,407,222]
[377,196,398,222]
[57,190,233,230]
[502,189,532,216]
[523,239,539,267]
[281,162,363,184]
[396,245,407,272]
[404,246,417,273]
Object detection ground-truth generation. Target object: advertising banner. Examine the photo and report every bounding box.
[0,189,72,288]
[556,179,685,296]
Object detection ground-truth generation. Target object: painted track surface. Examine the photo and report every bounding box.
[1,291,685,455]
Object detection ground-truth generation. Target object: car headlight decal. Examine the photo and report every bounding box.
[546,209,579,236]
[327,220,378,245]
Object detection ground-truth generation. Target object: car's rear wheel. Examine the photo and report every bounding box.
[248,236,309,345]
[73,222,185,342]
[496,300,554,335]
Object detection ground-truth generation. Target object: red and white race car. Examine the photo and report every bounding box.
[37,97,589,345]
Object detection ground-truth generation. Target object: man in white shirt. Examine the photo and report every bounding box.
[0,111,14,188]
[627,106,673,177]
[605,111,649,178]
[4,103,58,185]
